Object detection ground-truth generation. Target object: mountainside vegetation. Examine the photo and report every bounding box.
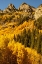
[0,3,42,64]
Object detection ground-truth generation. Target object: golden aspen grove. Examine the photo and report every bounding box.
[0,3,42,64]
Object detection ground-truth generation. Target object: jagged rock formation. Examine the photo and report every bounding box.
[3,4,16,13]
[18,3,36,12]
[34,4,42,20]
[18,3,36,19]
[0,3,42,20]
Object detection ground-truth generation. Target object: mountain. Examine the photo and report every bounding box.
[0,3,42,20]
[0,3,42,30]
[1,3,42,20]
[0,3,42,33]
[18,3,36,19]
[18,3,36,12]
[18,3,36,13]
[0,3,42,64]
[3,4,16,13]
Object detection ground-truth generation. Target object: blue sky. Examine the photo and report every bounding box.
[0,0,42,10]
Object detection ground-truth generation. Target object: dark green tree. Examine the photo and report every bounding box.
[34,16,42,30]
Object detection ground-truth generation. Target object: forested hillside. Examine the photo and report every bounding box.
[0,3,42,64]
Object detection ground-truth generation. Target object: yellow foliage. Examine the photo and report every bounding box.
[0,33,41,64]
[39,30,42,33]
[13,20,34,36]
[8,41,31,64]
[26,48,41,64]
[0,10,42,64]
[8,40,41,64]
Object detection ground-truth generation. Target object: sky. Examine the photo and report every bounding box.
[0,0,42,10]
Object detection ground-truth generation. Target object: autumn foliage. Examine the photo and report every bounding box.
[0,11,42,64]
[0,36,41,64]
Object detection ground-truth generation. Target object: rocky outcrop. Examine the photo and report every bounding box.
[34,4,42,20]
[0,3,36,14]
[18,3,36,19]
[0,3,42,20]
[18,3,36,12]
[3,4,16,13]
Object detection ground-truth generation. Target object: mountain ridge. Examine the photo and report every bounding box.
[0,3,36,12]
[0,3,42,20]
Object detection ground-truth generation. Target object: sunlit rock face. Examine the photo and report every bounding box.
[18,3,36,19]
[3,4,16,13]
[18,2,36,12]
[34,4,42,20]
